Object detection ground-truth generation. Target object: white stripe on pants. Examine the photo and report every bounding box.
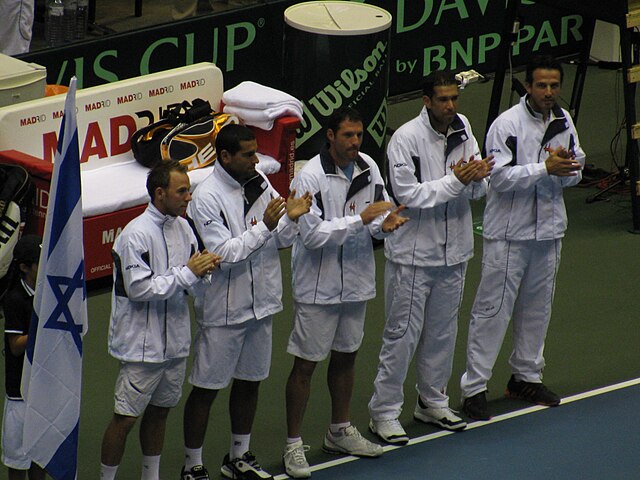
[460,238,561,398]
[369,260,466,420]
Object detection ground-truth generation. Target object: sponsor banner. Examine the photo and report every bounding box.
[0,63,223,169]
[374,0,586,94]
[18,1,585,98]
[19,4,292,91]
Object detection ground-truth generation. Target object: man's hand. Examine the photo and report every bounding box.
[187,250,222,277]
[286,189,313,221]
[263,197,287,231]
[452,158,485,185]
[472,155,495,182]
[360,201,393,225]
[382,205,409,233]
[544,146,581,176]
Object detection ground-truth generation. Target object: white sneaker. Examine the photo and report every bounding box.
[368,418,409,445]
[414,402,467,431]
[283,440,311,479]
[322,425,383,457]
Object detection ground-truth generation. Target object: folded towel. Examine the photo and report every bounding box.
[223,104,303,130]
[81,159,212,217]
[223,81,303,111]
[223,109,274,130]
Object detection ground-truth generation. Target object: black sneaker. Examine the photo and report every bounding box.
[463,391,491,421]
[181,465,210,480]
[220,451,273,480]
[505,375,561,406]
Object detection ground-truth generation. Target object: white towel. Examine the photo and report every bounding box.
[255,153,282,175]
[223,81,303,111]
[81,158,212,217]
[223,104,303,130]
[223,108,274,130]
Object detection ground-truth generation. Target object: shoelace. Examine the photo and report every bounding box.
[343,425,361,438]
[289,444,310,464]
[380,418,403,430]
[442,407,462,417]
[243,451,262,470]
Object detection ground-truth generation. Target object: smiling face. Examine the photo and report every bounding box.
[327,119,364,168]
[424,84,459,134]
[155,170,192,217]
[220,138,259,184]
[526,68,562,118]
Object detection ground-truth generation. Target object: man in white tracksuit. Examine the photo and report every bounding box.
[460,55,585,421]
[368,71,493,445]
[100,160,219,480]
[282,107,408,479]
[181,124,311,480]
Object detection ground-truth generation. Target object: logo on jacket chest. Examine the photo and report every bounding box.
[349,201,356,213]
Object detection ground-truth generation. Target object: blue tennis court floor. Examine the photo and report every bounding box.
[278,379,640,480]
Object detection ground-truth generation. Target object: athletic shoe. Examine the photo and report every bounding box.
[220,452,273,480]
[322,425,383,457]
[181,465,211,480]
[505,375,561,406]
[413,400,467,431]
[283,440,311,478]
[368,418,409,445]
[463,391,491,421]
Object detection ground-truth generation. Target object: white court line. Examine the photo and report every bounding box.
[274,377,640,479]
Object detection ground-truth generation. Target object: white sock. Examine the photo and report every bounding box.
[230,433,251,459]
[185,446,203,470]
[141,455,161,480]
[287,436,302,445]
[329,422,351,435]
[100,463,118,480]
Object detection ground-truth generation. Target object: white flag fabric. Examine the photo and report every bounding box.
[21,77,87,480]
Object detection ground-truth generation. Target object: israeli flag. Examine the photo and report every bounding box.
[21,77,87,480]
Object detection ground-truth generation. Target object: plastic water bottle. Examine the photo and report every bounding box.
[63,0,77,43]
[45,0,65,47]
[75,0,88,39]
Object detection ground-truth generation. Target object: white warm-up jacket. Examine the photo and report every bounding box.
[290,147,388,304]
[109,203,205,363]
[483,95,585,241]
[187,165,298,326]
[384,108,486,267]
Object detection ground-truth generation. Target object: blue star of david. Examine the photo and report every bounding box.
[43,261,86,354]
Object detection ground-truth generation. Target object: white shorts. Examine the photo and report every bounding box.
[287,301,366,362]
[2,397,30,470]
[113,358,187,417]
[189,317,273,390]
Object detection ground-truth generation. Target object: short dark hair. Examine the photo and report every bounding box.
[215,124,256,158]
[13,234,42,267]
[326,107,363,134]
[525,55,564,84]
[422,71,458,98]
[146,160,188,200]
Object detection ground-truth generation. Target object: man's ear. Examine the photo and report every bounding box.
[422,95,432,110]
[326,129,335,143]
[218,149,230,166]
[154,186,165,203]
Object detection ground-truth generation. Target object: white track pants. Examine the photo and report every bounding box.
[369,260,466,420]
[0,0,34,55]
[460,238,561,398]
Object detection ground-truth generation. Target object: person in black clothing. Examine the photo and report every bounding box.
[2,234,46,480]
